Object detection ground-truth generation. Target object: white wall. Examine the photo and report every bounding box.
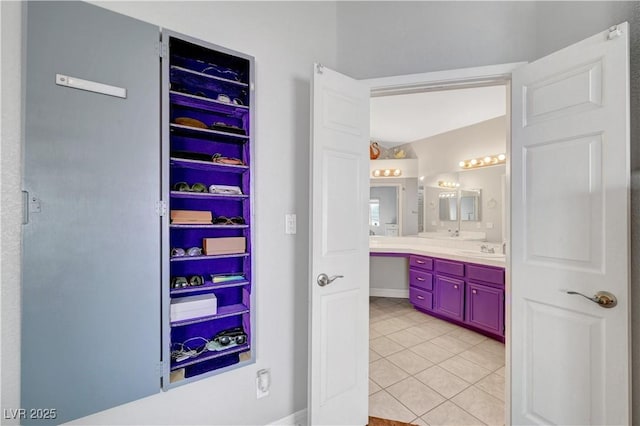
[1,1,337,424]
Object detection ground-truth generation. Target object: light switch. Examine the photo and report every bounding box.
[285,214,296,234]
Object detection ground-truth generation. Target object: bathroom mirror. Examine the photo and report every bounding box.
[460,189,481,221]
[438,192,458,221]
[369,185,400,236]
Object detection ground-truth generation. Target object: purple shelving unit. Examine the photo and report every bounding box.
[163,33,254,387]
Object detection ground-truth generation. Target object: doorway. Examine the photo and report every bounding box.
[365,65,516,424]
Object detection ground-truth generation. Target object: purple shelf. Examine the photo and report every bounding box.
[170,157,248,173]
[170,279,250,296]
[170,253,249,262]
[170,343,250,371]
[170,123,249,140]
[171,303,250,327]
[170,91,249,113]
[170,224,248,229]
[170,190,248,200]
[170,65,248,88]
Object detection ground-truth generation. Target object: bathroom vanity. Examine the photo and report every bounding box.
[370,237,505,341]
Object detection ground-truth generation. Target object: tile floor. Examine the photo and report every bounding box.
[369,297,505,426]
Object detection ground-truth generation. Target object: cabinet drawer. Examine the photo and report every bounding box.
[435,259,464,277]
[467,264,504,285]
[410,286,433,311]
[409,255,433,271]
[409,269,433,291]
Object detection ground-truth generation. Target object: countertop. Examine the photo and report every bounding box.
[369,236,506,268]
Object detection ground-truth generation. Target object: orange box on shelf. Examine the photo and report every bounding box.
[203,237,246,255]
[170,210,212,224]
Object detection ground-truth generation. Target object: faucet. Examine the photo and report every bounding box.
[369,229,375,236]
[448,229,459,237]
[480,245,495,254]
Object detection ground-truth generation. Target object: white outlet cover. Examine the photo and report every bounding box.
[285,214,297,234]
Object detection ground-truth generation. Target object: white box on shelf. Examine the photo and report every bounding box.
[171,293,218,322]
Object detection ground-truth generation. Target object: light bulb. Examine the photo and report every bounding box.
[393,169,401,176]
[498,154,506,161]
[470,159,478,165]
[373,169,381,177]
[459,161,466,167]
[383,169,391,177]
[484,156,491,163]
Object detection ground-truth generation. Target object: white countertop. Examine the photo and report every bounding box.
[370,236,506,268]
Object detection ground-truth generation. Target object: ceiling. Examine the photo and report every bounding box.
[370,85,506,148]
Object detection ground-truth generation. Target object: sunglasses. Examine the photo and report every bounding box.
[171,275,205,289]
[174,182,207,193]
[209,185,243,195]
[212,327,247,346]
[213,216,245,225]
[200,64,241,82]
[171,247,203,257]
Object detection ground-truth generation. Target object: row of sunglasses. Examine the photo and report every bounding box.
[170,274,246,288]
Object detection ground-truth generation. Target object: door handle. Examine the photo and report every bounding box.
[566,290,617,308]
[317,273,344,287]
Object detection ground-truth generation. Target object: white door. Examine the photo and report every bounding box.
[511,23,630,425]
[308,64,370,425]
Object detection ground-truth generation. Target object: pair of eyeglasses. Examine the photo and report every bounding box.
[213,216,245,225]
[200,64,240,81]
[209,185,243,195]
[211,153,246,166]
[216,94,244,106]
[171,275,204,289]
[174,182,207,193]
[171,247,202,257]
[212,327,247,346]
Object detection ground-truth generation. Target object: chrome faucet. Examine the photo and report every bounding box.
[448,229,459,237]
[481,245,495,254]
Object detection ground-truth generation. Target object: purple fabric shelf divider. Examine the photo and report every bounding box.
[170,157,248,173]
[171,303,250,327]
[171,343,250,371]
[170,91,249,113]
[170,65,248,88]
[170,253,249,262]
[170,224,249,229]
[170,123,249,140]
[170,190,248,200]
[170,279,250,296]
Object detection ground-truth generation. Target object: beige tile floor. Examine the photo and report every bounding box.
[369,297,505,426]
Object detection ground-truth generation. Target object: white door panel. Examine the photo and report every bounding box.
[511,23,629,425]
[309,64,370,425]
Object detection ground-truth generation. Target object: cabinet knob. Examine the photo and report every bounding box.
[472,289,477,294]
[454,285,458,289]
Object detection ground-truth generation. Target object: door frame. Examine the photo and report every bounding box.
[362,61,525,425]
[369,182,403,236]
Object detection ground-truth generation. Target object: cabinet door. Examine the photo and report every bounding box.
[22,3,161,423]
[434,276,464,321]
[466,282,504,336]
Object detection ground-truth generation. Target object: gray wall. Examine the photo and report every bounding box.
[370,257,409,292]
[338,1,640,421]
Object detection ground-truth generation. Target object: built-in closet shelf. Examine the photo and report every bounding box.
[170,224,249,229]
[170,303,250,327]
[170,91,249,114]
[170,157,249,173]
[170,65,249,88]
[170,253,250,262]
[170,123,249,140]
[170,191,249,200]
[171,343,250,371]
[170,279,250,296]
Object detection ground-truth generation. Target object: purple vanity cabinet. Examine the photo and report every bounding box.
[466,283,504,336]
[409,255,435,312]
[434,276,465,321]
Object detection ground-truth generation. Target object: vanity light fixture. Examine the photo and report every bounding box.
[438,180,460,189]
[372,168,402,178]
[438,192,457,198]
[459,153,507,169]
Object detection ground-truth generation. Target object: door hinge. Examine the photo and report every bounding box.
[156,41,168,58]
[316,63,324,74]
[157,361,165,376]
[608,25,622,40]
[156,200,167,217]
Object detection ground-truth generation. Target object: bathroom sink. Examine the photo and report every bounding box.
[455,249,505,259]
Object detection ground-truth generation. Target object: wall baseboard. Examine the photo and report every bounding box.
[268,409,307,426]
[370,288,409,298]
